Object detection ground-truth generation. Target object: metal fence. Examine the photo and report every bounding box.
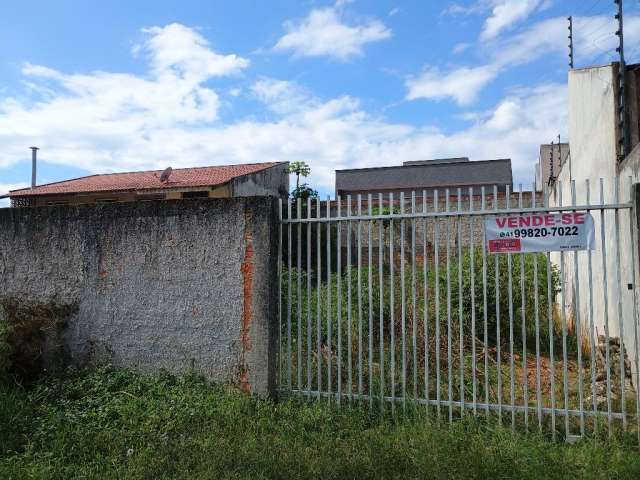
[277,179,640,441]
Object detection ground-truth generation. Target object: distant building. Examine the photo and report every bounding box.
[535,143,570,191]
[5,162,289,207]
[335,157,513,198]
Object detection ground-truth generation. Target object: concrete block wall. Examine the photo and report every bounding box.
[0,197,279,394]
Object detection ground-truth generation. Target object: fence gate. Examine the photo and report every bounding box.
[278,179,640,441]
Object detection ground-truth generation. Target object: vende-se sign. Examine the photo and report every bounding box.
[485,212,595,253]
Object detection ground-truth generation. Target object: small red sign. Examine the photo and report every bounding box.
[488,238,521,253]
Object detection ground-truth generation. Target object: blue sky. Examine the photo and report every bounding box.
[1,0,640,204]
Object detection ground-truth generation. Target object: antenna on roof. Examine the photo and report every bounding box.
[159,166,173,183]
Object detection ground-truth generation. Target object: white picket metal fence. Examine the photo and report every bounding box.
[277,178,640,441]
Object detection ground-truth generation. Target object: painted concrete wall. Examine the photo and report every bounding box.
[619,145,640,377]
[0,197,279,394]
[232,163,289,198]
[550,64,639,383]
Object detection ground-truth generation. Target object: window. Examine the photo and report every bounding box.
[96,198,117,203]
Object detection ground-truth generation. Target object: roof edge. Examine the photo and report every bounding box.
[336,159,512,174]
[9,182,230,198]
[9,161,287,197]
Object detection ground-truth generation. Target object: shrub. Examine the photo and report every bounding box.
[445,248,563,354]
[282,249,563,357]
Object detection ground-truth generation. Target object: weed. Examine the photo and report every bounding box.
[1,368,639,479]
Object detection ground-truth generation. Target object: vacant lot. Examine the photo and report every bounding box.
[1,368,639,479]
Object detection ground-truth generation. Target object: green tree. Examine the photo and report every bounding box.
[291,183,318,200]
[287,161,311,191]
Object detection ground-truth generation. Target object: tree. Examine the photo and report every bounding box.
[290,183,318,200]
[287,161,311,191]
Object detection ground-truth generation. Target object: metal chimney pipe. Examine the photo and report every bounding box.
[30,146,39,189]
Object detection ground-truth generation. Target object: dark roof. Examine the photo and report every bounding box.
[336,159,512,193]
[9,162,286,197]
[403,157,469,166]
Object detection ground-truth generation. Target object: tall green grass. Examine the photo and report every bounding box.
[1,368,639,479]
[282,249,563,357]
[280,250,594,420]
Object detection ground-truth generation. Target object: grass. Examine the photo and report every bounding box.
[1,368,640,479]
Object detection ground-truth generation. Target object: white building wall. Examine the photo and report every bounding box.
[619,145,640,381]
[549,64,640,381]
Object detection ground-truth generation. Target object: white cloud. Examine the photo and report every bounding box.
[495,14,640,67]
[405,65,499,105]
[232,80,565,188]
[0,23,250,172]
[490,16,565,66]
[140,23,249,80]
[406,13,640,105]
[0,23,567,196]
[21,63,61,79]
[388,8,400,17]
[573,15,640,62]
[251,78,316,115]
[441,3,484,16]
[273,5,391,61]
[481,0,547,41]
[453,42,471,54]
[442,1,549,40]
[373,84,567,186]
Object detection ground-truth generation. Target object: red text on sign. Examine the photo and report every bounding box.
[495,212,586,228]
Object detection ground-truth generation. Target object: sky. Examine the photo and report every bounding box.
[1,0,640,205]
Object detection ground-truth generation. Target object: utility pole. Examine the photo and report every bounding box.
[615,0,628,159]
[568,16,574,69]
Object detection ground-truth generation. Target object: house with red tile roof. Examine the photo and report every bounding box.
[4,162,289,207]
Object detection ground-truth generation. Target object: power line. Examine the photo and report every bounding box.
[588,34,616,59]
[581,15,614,39]
[591,47,616,65]
[582,0,604,16]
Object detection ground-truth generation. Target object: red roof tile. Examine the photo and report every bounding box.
[10,162,284,197]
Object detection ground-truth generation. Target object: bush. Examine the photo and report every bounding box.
[281,249,567,400]
[282,249,562,356]
[445,248,562,353]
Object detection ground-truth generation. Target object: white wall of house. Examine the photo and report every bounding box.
[549,64,640,384]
